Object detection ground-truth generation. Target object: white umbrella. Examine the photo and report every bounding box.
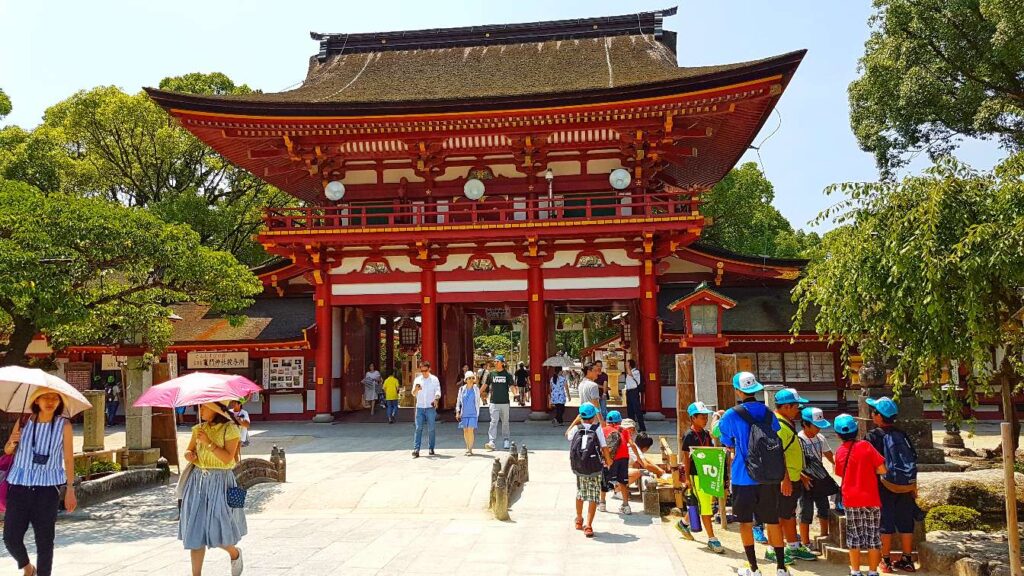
[0,366,92,417]
[542,355,576,368]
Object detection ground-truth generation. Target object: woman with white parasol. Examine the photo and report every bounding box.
[134,371,260,576]
[0,366,91,576]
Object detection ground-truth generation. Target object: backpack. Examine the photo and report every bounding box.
[880,428,918,491]
[570,424,604,476]
[606,426,623,457]
[734,404,787,484]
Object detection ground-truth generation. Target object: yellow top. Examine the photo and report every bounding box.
[383,376,401,401]
[776,415,804,481]
[192,422,241,470]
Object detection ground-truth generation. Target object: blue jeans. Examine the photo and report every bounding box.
[106,401,119,426]
[414,407,436,451]
[599,397,608,419]
[386,400,399,419]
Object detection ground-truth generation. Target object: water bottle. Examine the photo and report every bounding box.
[686,491,703,533]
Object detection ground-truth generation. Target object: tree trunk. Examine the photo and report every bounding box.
[0,317,37,367]
[1000,368,1021,453]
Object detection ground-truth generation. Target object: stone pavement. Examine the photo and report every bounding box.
[7,419,687,575]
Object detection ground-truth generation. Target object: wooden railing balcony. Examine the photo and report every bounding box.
[261,191,702,242]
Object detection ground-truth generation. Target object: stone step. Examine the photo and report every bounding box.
[918,461,967,473]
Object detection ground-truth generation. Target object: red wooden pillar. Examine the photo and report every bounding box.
[420,265,437,368]
[313,276,334,423]
[527,261,548,417]
[639,245,663,418]
[384,317,395,377]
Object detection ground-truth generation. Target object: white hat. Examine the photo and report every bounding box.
[464,371,477,380]
[621,418,637,430]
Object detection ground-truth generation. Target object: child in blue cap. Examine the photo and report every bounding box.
[864,397,918,573]
[566,402,611,538]
[770,388,815,564]
[834,413,887,576]
[675,401,725,553]
[798,407,836,551]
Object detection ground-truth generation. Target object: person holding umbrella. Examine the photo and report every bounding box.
[180,401,247,576]
[0,367,90,576]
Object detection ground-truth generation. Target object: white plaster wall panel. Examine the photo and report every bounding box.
[382,168,423,183]
[545,160,582,177]
[586,158,623,175]
[489,164,523,179]
[600,248,640,266]
[435,165,470,182]
[306,390,315,411]
[332,282,421,295]
[661,386,677,409]
[544,276,639,290]
[437,279,528,293]
[439,254,471,272]
[269,394,304,414]
[545,250,581,268]
[332,388,341,412]
[345,169,377,185]
[493,252,527,270]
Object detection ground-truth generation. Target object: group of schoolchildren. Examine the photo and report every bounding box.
[567,370,920,576]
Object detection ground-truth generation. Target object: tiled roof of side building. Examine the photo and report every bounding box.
[171,298,315,343]
[659,284,818,334]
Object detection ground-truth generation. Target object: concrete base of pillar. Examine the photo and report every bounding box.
[123,448,161,469]
[312,413,335,423]
[528,411,550,421]
[644,411,666,421]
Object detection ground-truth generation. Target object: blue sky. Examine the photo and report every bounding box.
[0,0,1006,231]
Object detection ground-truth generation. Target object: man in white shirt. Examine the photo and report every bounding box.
[577,362,603,423]
[411,360,442,458]
[623,359,646,432]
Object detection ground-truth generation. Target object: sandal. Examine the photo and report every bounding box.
[583,526,594,538]
[574,517,584,530]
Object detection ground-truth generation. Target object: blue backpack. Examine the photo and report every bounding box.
[881,428,918,487]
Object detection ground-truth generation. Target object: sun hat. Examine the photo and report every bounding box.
[800,406,831,429]
[579,402,598,419]
[732,371,764,394]
[687,401,713,417]
[833,413,858,435]
[606,410,622,423]
[464,371,477,381]
[866,396,899,418]
[621,418,637,430]
[774,388,809,406]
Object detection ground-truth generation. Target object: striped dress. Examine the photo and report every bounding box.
[7,417,66,487]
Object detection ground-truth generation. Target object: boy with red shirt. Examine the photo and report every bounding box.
[834,414,887,576]
[600,410,636,515]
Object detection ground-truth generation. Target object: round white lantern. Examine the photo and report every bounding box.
[464,178,486,201]
[324,180,346,201]
[609,168,632,190]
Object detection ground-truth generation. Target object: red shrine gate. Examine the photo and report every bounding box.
[146,9,806,421]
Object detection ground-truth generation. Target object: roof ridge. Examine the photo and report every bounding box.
[310,7,678,59]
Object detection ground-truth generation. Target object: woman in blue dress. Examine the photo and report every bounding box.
[455,371,482,455]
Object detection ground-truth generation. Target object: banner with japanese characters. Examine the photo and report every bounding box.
[691,447,727,497]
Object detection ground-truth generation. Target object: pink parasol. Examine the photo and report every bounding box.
[133,372,261,408]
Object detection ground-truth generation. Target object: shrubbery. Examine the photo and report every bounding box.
[924,505,982,532]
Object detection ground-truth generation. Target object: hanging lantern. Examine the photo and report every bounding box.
[397,317,420,350]
[620,317,632,348]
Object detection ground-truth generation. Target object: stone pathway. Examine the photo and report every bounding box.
[5,420,686,575]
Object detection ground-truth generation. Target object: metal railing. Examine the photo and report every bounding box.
[264,191,698,232]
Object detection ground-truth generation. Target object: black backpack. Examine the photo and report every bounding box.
[570,424,604,476]
[734,404,787,484]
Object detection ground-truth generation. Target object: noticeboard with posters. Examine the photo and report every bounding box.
[263,357,305,390]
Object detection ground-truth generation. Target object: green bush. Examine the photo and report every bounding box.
[925,505,981,532]
[75,459,122,478]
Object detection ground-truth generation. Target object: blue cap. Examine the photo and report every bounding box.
[800,407,831,429]
[732,371,764,394]
[606,410,622,423]
[775,388,809,406]
[579,402,598,419]
[833,413,859,435]
[866,396,899,418]
[494,354,506,363]
[687,401,713,417]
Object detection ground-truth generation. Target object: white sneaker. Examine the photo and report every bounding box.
[503,439,511,450]
[597,502,606,512]
[776,570,791,576]
[484,442,495,451]
[619,504,632,515]
[737,567,761,576]
[231,548,244,576]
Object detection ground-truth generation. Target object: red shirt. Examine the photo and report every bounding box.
[835,440,885,508]
[603,424,631,461]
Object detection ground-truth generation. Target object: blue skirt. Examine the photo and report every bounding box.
[459,416,479,429]
[178,468,247,550]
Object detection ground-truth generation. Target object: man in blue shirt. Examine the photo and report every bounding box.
[717,372,789,576]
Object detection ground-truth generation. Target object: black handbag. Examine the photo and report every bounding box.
[804,457,839,497]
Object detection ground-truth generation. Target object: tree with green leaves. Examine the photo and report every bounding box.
[0,89,11,121]
[31,73,292,266]
[793,154,1024,447]
[0,179,263,366]
[699,162,820,258]
[849,0,1024,177]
